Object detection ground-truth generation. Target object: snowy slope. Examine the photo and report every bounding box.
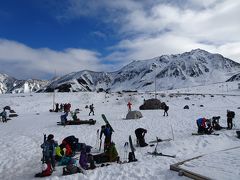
[0,81,240,179]
[41,49,240,92]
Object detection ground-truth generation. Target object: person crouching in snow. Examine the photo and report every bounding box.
[196,118,212,134]
[212,116,223,130]
[135,128,148,147]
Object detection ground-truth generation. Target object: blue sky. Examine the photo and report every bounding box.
[0,0,240,79]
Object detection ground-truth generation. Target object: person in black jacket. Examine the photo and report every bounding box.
[227,110,235,130]
[135,128,148,147]
[163,104,169,116]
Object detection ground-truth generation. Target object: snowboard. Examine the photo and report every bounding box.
[57,119,96,125]
[147,151,176,158]
[129,135,137,162]
[192,133,219,136]
[101,114,114,132]
[149,138,172,143]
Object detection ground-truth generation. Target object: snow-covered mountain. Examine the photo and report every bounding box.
[0,73,48,94]
[9,79,49,94]
[40,49,240,92]
[0,73,16,94]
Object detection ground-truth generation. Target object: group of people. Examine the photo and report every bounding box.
[36,121,119,177]
[54,103,72,113]
[196,110,236,134]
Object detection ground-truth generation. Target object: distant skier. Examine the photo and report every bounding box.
[135,128,148,147]
[127,101,132,111]
[0,108,8,123]
[89,104,95,116]
[163,103,169,116]
[227,110,235,130]
[55,103,59,112]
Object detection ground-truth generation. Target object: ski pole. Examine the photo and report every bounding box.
[99,139,102,152]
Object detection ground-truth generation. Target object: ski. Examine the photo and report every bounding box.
[149,138,172,143]
[147,152,176,158]
[192,133,219,136]
[101,114,114,132]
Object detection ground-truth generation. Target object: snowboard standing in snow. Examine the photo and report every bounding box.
[128,135,137,162]
[123,142,129,163]
[101,114,114,132]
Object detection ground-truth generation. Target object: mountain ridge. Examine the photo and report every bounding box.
[1,49,240,93]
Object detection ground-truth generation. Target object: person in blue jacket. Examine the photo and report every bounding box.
[60,112,68,126]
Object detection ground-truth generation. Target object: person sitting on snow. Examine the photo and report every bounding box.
[63,159,82,176]
[71,110,80,121]
[60,112,68,126]
[92,142,119,164]
[79,145,95,170]
[135,128,148,147]
[35,163,53,177]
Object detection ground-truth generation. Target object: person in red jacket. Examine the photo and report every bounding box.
[127,101,132,111]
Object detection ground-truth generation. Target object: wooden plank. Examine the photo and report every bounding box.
[170,146,240,180]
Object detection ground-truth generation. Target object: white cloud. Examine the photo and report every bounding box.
[104,0,240,64]
[2,0,240,79]
[0,39,108,79]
